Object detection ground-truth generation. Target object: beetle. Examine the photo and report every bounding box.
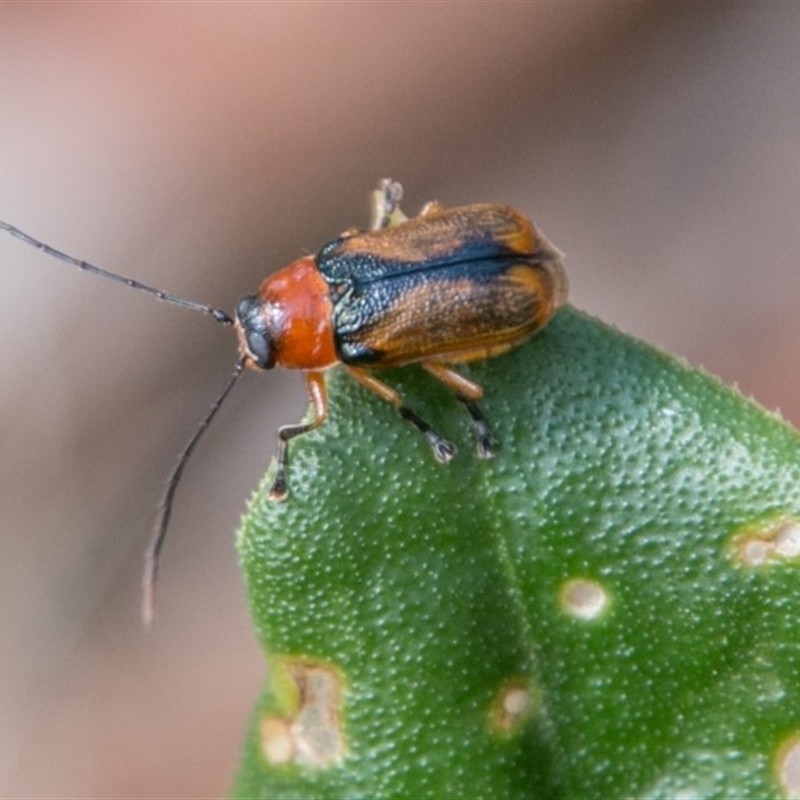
[0,179,567,622]
[237,180,568,497]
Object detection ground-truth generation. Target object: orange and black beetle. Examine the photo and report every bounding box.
[1,179,567,620]
[235,180,567,499]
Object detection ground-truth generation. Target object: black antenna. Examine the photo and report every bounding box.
[0,219,234,325]
[1,216,245,625]
[142,356,247,628]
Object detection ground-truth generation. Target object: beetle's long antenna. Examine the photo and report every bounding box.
[142,357,247,628]
[0,219,233,325]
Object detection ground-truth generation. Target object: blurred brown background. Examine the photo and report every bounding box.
[1,3,799,796]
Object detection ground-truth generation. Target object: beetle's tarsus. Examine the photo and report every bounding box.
[456,395,497,459]
[268,438,290,500]
[397,405,455,463]
[268,438,289,499]
[429,434,457,463]
[475,432,496,459]
[268,470,289,501]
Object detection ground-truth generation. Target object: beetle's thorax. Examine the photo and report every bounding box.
[234,256,338,372]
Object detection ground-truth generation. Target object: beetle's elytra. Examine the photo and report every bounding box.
[0,180,567,622]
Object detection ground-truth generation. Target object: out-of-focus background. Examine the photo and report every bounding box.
[1,3,799,796]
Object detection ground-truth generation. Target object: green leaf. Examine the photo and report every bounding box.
[232,306,800,800]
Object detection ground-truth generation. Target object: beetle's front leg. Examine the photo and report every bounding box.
[269,371,329,500]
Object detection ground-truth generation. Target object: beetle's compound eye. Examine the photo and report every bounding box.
[247,329,275,369]
[235,294,276,369]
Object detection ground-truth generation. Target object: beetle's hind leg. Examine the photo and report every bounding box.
[269,371,329,500]
[422,362,497,459]
[455,396,496,459]
[344,366,456,463]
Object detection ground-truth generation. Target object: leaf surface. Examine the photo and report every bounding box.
[233,307,800,800]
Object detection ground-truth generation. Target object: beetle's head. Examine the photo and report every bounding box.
[234,294,276,370]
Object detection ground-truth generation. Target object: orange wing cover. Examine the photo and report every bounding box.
[316,203,566,367]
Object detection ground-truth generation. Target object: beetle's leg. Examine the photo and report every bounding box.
[369,179,408,230]
[344,365,456,463]
[419,200,446,217]
[421,362,497,459]
[269,371,329,500]
[456,397,497,459]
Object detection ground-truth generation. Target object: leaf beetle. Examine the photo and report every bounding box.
[1,179,567,621]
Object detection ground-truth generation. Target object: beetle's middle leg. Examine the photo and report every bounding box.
[269,370,328,500]
[422,362,497,459]
[344,365,456,463]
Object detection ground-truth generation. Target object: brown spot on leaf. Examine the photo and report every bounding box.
[260,717,294,765]
[259,658,346,768]
[560,577,609,620]
[491,678,534,735]
[776,733,800,798]
[732,518,800,567]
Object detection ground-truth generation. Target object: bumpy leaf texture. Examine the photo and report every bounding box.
[233,307,800,800]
